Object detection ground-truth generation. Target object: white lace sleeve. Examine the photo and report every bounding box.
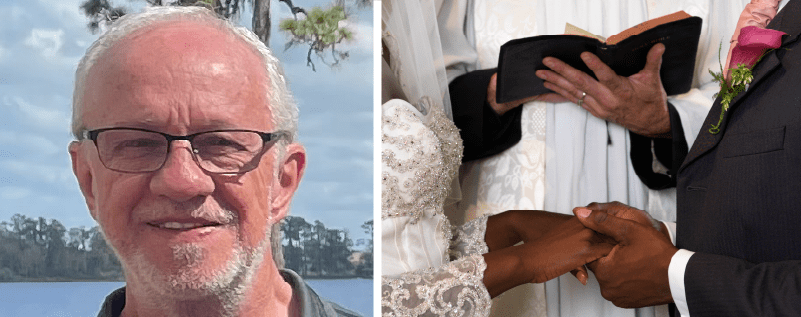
[381,253,492,317]
[450,215,489,259]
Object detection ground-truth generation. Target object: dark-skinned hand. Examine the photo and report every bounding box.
[483,217,614,297]
[535,43,670,137]
[486,210,598,285]
[573,206,678,308]
[582,201,671,238]
[568,201,671,285]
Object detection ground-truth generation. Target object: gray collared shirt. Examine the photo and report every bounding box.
[97,269,361,316]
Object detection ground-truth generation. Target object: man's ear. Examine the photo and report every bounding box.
[271,143,306,222]
[69,141,98,220]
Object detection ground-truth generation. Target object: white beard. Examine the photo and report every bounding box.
[103,221,273,316]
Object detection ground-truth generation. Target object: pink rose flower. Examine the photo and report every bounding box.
[728,25,786,70]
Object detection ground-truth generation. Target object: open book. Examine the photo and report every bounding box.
[495,11,702,103]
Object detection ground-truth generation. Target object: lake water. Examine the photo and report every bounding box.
[0,279,372,316]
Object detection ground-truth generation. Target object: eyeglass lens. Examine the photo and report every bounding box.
[95,129,267,173]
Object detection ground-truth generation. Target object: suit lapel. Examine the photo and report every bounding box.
[679,0,801,173]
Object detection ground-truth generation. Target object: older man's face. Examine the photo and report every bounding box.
[69,21,304,297]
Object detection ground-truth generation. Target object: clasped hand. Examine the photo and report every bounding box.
[572,202,679,308]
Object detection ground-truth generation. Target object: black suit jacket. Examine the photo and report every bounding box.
[674,0,801,315]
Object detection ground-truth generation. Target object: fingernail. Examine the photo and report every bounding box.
[535,70,545,79]
[576,208,591,218]
[542,58,554,68]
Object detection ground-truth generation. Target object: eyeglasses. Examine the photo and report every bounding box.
[80,127,289,174]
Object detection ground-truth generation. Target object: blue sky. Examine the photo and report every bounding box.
[0,0,373,244]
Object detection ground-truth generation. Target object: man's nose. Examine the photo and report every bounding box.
[149,141,215,202]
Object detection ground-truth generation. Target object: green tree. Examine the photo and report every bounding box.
[279,5,352,71]
[282,215,311,275]
[356,219,372,277]
[44,219,67,276]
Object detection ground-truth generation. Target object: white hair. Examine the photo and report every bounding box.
[71,5,299,142]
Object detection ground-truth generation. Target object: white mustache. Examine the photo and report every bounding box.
[137,200,238,225]
[189,206,236,224]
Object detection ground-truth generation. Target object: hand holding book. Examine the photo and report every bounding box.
[535,43,671,137]
[492,11,700,137]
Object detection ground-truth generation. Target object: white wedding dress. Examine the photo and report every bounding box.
[381,1,500,315]
[381,99,492,317]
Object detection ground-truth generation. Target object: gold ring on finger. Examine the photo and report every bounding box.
[577,91,587,107]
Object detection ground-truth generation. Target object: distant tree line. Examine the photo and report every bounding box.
[0,214,372,282]
[282,216,372,278]
[0,214,121,282]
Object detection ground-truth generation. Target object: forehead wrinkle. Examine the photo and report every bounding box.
[84,20,272,132]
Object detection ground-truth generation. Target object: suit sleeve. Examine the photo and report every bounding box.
[449,68,524,162]
[684,252,801,316]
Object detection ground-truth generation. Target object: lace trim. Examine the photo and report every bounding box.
[381,254,491,317]
[450,215,489,260]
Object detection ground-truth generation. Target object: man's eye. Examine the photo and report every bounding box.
[197,137,247,152]
[115,138,163,149]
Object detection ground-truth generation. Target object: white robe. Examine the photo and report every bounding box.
[438,0,751,316]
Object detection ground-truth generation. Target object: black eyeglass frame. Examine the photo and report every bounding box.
[79,127,290,174]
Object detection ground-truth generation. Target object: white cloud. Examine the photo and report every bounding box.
[10,6,26,21]
[34,0,91,24]
[0,186,33,200]
[5,96,71,132]
[24,28,65,59]
[302,181,372,204]
[0,131,61,156]
[338,20,373,54]
[0,160,75,186]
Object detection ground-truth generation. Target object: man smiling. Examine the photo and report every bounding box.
[68,6,357,317]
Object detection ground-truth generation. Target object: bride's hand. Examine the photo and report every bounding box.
[487,73,569,115]
[482,214,614,297]
[520,218,615,284]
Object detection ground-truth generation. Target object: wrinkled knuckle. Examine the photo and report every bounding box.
[576,76,590,89]
[593,211,609,224]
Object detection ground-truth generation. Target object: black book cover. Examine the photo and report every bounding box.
[495,16,703,103]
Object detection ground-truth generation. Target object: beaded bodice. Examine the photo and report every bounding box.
[381,97,463,223]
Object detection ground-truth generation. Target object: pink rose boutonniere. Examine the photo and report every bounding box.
[709,25,786,134]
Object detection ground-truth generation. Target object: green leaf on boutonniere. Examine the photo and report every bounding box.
[708,26,786,134]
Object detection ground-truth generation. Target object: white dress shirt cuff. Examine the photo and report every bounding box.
[669,249,695,317]
[662,221,677,245]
